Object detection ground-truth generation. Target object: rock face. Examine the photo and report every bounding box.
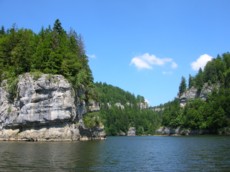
[155,127,211,136]
[156,126,230,136]
[88,100,100,112]
[0,73,105,141]
[179,83,219,107]
[127,127,136,136]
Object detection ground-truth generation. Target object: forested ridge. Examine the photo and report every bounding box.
[0,19,94,102]
[160,53,230,134]
[91,82,161,135]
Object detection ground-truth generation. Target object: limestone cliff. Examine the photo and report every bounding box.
[179,83,220,107]
[0,73,105,141]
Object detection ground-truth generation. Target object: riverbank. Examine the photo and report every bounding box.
[155,126,230,136]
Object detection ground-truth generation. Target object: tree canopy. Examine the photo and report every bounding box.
[179,76,187,96]
[0,19,94,100]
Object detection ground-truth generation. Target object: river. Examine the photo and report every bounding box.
[0,136,229,171]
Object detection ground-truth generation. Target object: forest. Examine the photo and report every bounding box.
[0,19,94,102]
[90,82,161,135]
[161,53,230,133]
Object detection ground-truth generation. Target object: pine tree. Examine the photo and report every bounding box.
[195,68,204,90]
[0,26,5,35]
[53,19,65,35]
[179,76,187,96]
[188,74,195,89]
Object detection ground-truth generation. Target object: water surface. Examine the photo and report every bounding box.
[0,136,229,171]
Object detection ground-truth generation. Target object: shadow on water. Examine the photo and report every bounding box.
[0,141,104,171]
[0,136,230,171]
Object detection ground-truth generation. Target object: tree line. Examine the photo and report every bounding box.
[162,53,230,133]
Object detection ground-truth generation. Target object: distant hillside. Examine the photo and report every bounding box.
[159,53,230,135]
[95,82,147,108]
[91,82,161,136]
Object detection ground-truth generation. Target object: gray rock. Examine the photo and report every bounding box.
[155,127,213,136]
[114,102,125,109]
[179,83,220,107]
[127,127,136,136]
[155,127,175,135]
[118,131,126,136]
[0,73,105,141]
[88,100,100,112]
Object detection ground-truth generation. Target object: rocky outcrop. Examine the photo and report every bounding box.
[179,83,220,107]
[0,73,105,141]
[127,127,136,136]
[156,127,211,136]
[114,102,125,109]
[138,102,148,109]
[155,126,230,136]
[88,100,100,112]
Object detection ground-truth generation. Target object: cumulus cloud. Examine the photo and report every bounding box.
[130,57,152,69]
[130,53,178,70]
[191,54,213,71]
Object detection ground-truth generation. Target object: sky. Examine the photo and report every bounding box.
[1,0,230,106]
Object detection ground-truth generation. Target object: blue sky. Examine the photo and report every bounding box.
[1,0,230,106]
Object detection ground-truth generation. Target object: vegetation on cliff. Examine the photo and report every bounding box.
[160,53,230,133]
[0,19,94,101]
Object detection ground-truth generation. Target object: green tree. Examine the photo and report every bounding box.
[188,74,195,89]
[53,19,65,35]
[179,76,187,96]
[195,68,204,90]
[0,26,5,35]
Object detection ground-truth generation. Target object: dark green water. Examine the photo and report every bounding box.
[0,136,229,171]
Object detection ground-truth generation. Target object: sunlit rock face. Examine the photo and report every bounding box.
[179,83,220,107]
[0,73,105,141]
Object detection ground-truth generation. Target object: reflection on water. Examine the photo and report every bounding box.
[0,136,230,171]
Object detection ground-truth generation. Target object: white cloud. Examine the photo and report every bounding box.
[130,57,152,70]
[87,54,96,59]
[191,54,213,71]
[142,53,171,66]
[130,53,178,70]
[171,62,178,69]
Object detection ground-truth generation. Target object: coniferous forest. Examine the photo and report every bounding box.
[0,20,229,135]
[0,19,94,102]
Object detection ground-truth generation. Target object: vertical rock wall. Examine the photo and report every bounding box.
[0,73,105,141]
